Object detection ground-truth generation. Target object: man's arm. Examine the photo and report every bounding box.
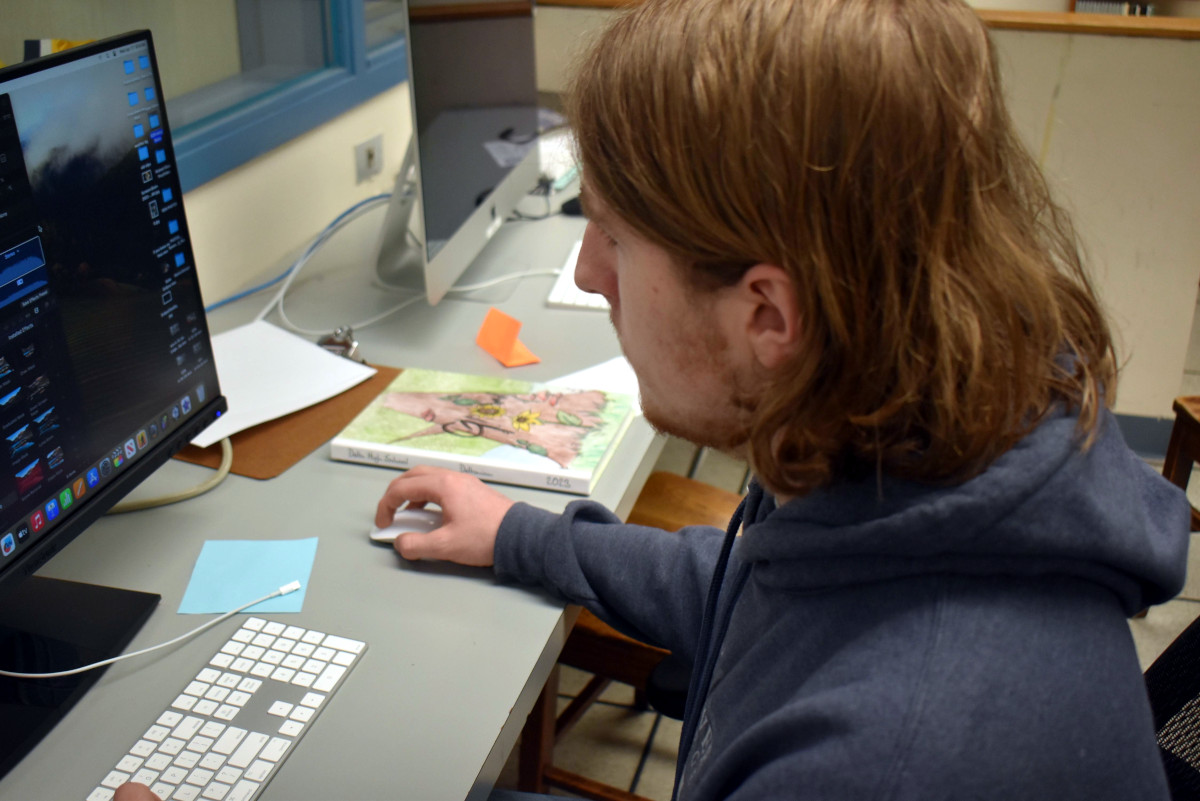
[376,466,728,660]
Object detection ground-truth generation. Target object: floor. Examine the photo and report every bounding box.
[493,299,1200,798]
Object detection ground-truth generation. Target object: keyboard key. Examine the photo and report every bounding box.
[117,755,143,772]
[263,621,286,636]
[229,732,270,768]
[278,720,303,737]
[260,737,289,762]
[194,700,220,716]
[199,753,227,771]
[162,766,188,784]
[185,767,214,786]
[158,711,185,727]
[101,770,130,788]
[228,779,261,801]
[321,635,365,654]
[243,617,265,631]
[202,782,232,800]
[212,727,247,755]
[132,768,160,786]
[132,739,158,757]
[313,664,346,692]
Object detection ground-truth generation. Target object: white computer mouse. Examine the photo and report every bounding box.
[368,507,445,544]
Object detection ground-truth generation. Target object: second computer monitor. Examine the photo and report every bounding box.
[375,0,541,305]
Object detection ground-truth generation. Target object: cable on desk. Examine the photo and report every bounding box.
[0,581,302,679]
[106,437,234,514]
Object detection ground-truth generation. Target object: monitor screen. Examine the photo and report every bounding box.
[375,0,542,304]
[0,31,226,775]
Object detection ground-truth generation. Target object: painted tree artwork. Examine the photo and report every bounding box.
[333,369,635,485]
[381,387,611,468]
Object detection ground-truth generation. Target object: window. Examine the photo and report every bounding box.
[0,0,407,192]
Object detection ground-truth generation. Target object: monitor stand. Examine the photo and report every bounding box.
[0,576,159,779]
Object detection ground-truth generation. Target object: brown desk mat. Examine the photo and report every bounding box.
[174,365,401,480]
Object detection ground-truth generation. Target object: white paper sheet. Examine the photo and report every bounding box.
[192,321,377,448]
[549,356,642,414]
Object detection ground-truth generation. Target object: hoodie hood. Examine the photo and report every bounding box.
[738,410,1189,615]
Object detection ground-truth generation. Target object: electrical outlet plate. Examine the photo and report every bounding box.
[355,134,383,183]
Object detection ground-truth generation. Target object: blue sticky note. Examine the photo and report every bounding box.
[178,538,318,614]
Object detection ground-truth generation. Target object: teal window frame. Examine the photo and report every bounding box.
[172,0,407,192]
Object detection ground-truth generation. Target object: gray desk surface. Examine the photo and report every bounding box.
[2,211,662,800]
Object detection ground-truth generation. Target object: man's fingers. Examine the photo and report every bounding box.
[375,469,447,527]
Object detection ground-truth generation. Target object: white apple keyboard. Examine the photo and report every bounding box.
[546,240,609,311]
[87,617,366,801]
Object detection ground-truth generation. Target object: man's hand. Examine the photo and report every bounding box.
[115,783,161,801]
[375,466,514,566]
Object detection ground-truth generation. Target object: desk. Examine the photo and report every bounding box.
[1,212,662,800]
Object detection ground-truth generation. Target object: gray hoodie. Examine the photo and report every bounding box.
[496,409,1189,799]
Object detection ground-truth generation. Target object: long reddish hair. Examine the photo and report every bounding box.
[568,0,1116,496]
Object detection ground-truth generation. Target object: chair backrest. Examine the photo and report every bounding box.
[1146,613,1200,799]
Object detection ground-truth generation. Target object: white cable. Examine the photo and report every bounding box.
[445,269,562,294]
[256,196,392,326]
[0,581,303,679]
[106,438,234,514]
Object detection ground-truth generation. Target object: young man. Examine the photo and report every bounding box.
[122,0,1187,799]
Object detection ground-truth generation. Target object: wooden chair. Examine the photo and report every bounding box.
[1162,396,1200,532]
[517,471,744,801]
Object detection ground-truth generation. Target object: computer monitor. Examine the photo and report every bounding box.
[374,0,542,305]
[0,31,226,776]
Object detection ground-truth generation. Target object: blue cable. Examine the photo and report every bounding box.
[203,192,392,313]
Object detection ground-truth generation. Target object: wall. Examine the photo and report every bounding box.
[182,83,411,306]
[533,5,1200,421]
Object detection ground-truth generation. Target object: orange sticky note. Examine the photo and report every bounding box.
[476,307,540,367]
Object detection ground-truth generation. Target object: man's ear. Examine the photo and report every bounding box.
[733,264,801,370]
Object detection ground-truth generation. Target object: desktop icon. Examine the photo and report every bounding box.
[1,533,13,556]
[149,422,159,439]
[99,457,113,477]
[124,439,137,460]
[15,523,29,542]
[30,510,44,532]
[136,429,148,449]
[45,498,59,521]
[181,395,192,414]
[171,405,180,420]
[87,467,100,487]
[161,413,169,431]
[72,477,86,498]
[59,488,73,510]
[196,384,206,403]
